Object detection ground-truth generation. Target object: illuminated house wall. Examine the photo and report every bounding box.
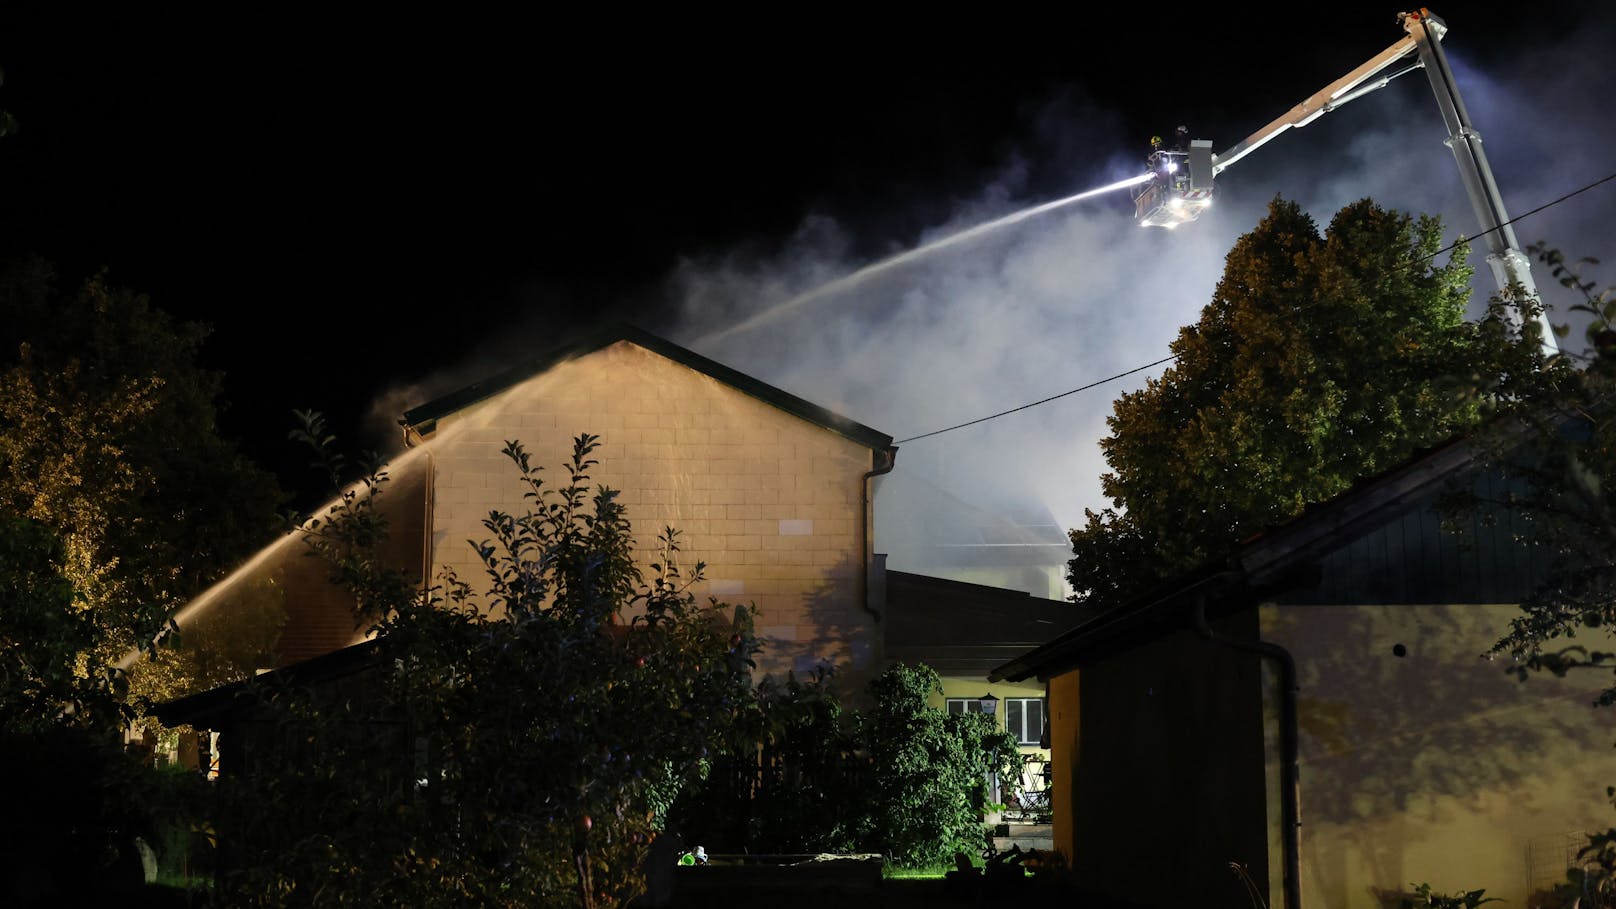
[1254,481,1616,909]
[146,453,432,673]
[405,332,891,688]
[160,326,1084,718]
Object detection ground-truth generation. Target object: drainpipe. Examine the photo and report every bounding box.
[1193,593,1301,909]
[857,446,898,621]
[401,421,436,590]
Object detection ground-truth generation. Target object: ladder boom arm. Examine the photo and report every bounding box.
[1173,9,1554,353]
[1211,35,1421,176]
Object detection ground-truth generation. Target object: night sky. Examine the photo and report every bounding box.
[2,4,1611,516]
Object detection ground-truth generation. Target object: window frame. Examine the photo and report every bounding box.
[1004,697,1045,746]
[945,697,991,716]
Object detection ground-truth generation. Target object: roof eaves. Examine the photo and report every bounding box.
[987,420,1523,683]
[988,564,1240,682]
[400,324,893,452]
[152,639,382,729]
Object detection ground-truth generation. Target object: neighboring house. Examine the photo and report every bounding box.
[162,324,892,692]
[885,567,1089,828]
[155,563,1084,874]
[991,434,1616,909]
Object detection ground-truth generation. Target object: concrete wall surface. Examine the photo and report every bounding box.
[1261,601,1616,909]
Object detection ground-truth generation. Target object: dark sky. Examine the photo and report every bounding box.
[0,4,1607,505]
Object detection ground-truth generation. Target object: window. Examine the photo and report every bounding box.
[1005,698,1045,746]
[946,698,992,716]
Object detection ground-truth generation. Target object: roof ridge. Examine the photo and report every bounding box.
[399,323,893,451]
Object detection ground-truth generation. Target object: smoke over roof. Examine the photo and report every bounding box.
[333,8,1614,598]
[647,12,1616,593]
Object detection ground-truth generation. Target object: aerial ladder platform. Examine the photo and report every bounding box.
[1132,10,1556,353]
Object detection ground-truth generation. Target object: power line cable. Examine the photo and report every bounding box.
[1418,170,1616,265]
[897,355,1178,443]
[895,170,1616,445]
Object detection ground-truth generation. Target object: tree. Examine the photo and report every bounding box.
[0,259,281,903]
[1437,245,1616,907]
[0,500,217,904]
[0,514,105,731]
[1069,197,1518,605]
[852,664,1017,868]
[666,663,1020,869]
[1476,246,1616,704]
[221,430,759,908]
[0,257,283,707]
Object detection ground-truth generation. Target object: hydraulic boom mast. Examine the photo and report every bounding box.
[1143,10,1556,353]
[1400,11,1555,352]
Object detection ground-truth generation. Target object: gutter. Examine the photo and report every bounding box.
[857,446,898,621]
[988,566,1232,683]
[401,421,436,588]
[1194,593,1301,909]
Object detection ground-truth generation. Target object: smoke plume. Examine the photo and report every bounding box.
[660,16,1616,595]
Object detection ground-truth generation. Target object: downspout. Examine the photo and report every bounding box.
[1194,593,1302,909]
[401,421,435,590]
[857,445,898,621]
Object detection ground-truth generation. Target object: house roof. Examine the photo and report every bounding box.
[400,323,894,452]
[989,429,1503,683]
[885,570,1090,677]
[155,621,670,732]
[159,569,1088,727]
[152,639,383,730]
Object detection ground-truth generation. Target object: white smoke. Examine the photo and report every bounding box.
[659,12,1616,593]
[668,126,1241,583]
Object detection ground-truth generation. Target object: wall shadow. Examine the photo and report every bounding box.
[1266,600,1616,903]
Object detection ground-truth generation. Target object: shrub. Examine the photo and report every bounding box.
[218,432,758,908]
[670,663,1020,868]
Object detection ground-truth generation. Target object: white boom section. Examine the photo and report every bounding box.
[1209,36,1422,176]
[1202,11,1555,354]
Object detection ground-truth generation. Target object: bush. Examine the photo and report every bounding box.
[670,663,1020,868]
[1399,882,1498,909]
[217,432,758,908]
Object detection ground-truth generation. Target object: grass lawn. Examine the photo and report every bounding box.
[882,863,955,880]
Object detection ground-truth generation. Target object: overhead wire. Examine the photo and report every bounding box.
[897,355,1179,444]
[895,169,1616,445]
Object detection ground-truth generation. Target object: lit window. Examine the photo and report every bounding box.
[946,697,990,716]
[1005,698,1045,746]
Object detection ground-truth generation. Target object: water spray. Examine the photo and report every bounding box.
[694,172,1151,347]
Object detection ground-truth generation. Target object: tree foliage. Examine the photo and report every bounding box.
[1475,245,1616,706]
[853,664,1018,867]
[0,259,279,904]
[220,431,759,908]
[0,511,206,904]
[0,257,283,708]
[0,513,104,729]
[669,663,1020,869]
[1070,197,1519,605]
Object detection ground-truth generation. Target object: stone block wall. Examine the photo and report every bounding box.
[422,341,881,687]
